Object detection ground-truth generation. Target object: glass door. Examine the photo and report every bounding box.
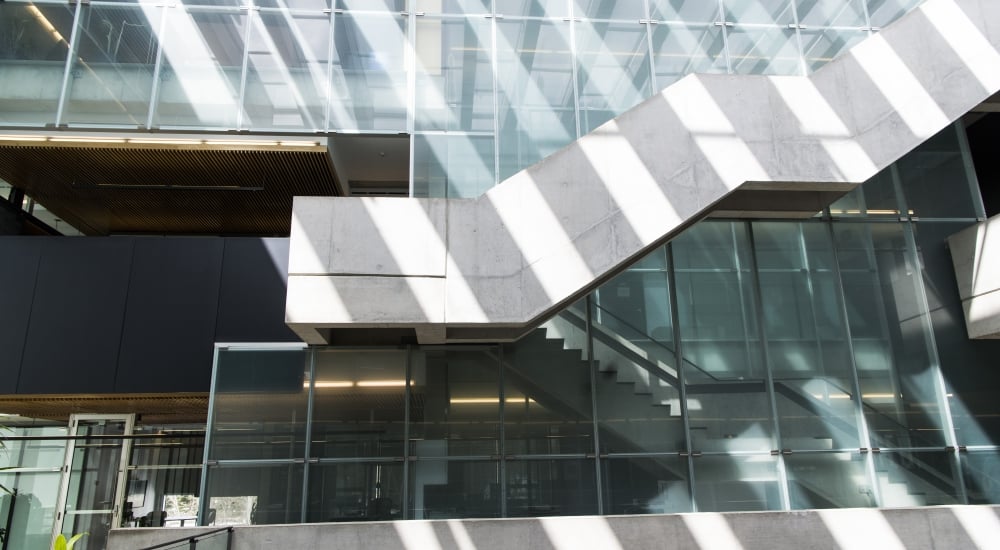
[52,414,134,550]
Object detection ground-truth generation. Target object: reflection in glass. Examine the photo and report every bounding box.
[154,7,247,128]
[63,4,160,126]
[795,0,867,28]
[311,350,407,459]
[874,451,961,507]
[575,19,651,133]
[962,451,1000,505]
[242,9,331,131]
[409,349,501,457]
[496,19,576,180]
[330,12,407,131]
[209,348,310,460]
[205,464,304,525]
[602,456,691,514]
[572,0,645,22]
[800,28,866,73]
[867,0,923,29]
[692,454,782,512]
[723,0,796,25]
[307,461,403,522]
[503,336,594,456]
[506,459,598,517]
[726,26,801,75]
[786,452,872,509]
[414,17,493,132]
[412,133,495,198]
[0,2,75,125]
[651,24,727,91]
[409,460,499,519]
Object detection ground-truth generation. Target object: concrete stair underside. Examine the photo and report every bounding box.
[286,0,1000,344]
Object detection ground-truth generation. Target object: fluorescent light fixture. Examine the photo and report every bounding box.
[205,140,279,146]
[127,139,204,145]
[278,141,321,147]
[0,135,47,142]
[450,397,536,404]
[356,380,407,387]
[48,137,127,144]
[311,381,354,388]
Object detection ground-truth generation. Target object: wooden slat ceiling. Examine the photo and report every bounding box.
[0,141,340,235]
[0,393,209,424]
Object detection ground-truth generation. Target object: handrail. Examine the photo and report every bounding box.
[136,527,233,550]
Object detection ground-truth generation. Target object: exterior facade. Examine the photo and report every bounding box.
[1,0,1000,549]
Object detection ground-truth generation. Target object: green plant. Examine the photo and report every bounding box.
[52,532,87,550]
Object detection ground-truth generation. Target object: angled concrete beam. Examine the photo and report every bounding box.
[948,213,1000,339]
[287,0,1000,344]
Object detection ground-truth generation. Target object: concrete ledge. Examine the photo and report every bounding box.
[108,505,1000,550]
[948,214,1000,338]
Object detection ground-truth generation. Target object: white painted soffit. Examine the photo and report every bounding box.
[287,0,1000,344]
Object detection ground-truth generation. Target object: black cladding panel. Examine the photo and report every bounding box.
[215,238,299,343]
[0,238,41,393]
[18,238,134,393]
[115,237,225,393]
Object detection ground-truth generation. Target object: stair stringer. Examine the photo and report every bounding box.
[287,0,1000,344]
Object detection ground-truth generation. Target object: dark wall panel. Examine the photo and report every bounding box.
[215,238,298,343]
[19,238,134,393]
[115,238,225,393]
[0,239,40,393]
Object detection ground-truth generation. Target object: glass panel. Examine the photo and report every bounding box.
[506,458,598,517]
[124,468,202,528]
[650,0,720,22]
[336,0,407,11]
[503,338,594,456]
[494,0,569,18]
[204,463,304,525]
[962,450,1000,505]
[412,133,495,198]
[754,222,860,450]
[409,349,501,457]
[307,461,403,522]
[786,451,873,509]
[0,471,63,550]
[795,0,867,27]
[829,170,907,218]
[0,2,75,125]
[874,451,961,507]
[897,125,981,219]
[416,0,489,14]
[242,9,331,131]
[572,0,645,21]
[833,224,950,449]
[154,7,247,129]
[867,0,923,29]
[651,23,727,91]
[209,348,310,460]
[726,26,801,75]
[575,19,651,133]
[692,454,782,512]
[723,0,795,25]
[62,4,160,126]
[496,18,576,180]
[0,426,68,469]
[601,456,691,514]
[409,459,499,519]
[310,350,407,459]
[329,12,407,131]
[414,16,493,132]
[62,419,126,550]
[800,28,867,73]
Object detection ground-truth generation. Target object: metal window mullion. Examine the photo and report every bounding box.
[585,295,604,515]
[55,2,85,127]
[498,345,508,517]
[746,222,791,511]
[146,5,170,129]
[788,0,807,76]
[407,9,417,196]
[567,5,581,139]
[491,11,500,188]
[795,223,829,383]
[236,6,255,130]
[300,349,316,523]
[402,345,412,519]
[716,0,732,74]
[826,220,883,507]
[642,0,657,93]
[323,8,336,132]
[667,243,697,513]
[898,219,968,503]
[197,346,226,526]
[955,120,988,220]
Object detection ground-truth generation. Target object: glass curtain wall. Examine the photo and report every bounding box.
[202,120,1000,521]
[0,0,924,196]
